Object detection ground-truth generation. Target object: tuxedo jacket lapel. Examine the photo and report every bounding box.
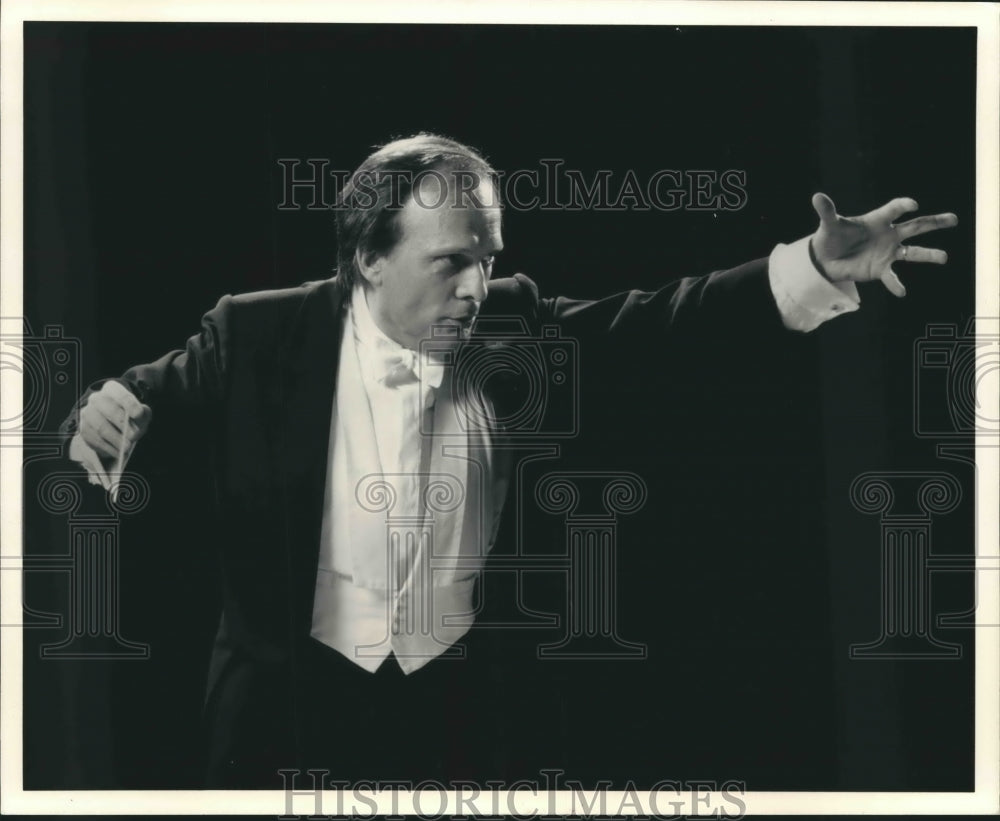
[274,279,347,631]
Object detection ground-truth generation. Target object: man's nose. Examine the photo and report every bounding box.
[455,262,489,303]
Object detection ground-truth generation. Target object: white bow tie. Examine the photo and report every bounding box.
[374,346,446,390]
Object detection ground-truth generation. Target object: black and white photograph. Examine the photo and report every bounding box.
[2,0,997,816]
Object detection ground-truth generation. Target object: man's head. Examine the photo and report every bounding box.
[335,134,503,350]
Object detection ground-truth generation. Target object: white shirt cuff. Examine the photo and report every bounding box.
[768,235,860,332]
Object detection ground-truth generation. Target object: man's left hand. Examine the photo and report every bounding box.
[809,192,958,297]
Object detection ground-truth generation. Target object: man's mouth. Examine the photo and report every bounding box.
[444,314,477,329]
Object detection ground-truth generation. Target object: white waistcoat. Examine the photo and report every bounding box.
[310,291,510,674]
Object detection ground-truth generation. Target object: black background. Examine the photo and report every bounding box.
[22,22,976,792]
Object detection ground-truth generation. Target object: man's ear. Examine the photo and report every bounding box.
[355,247,383,287]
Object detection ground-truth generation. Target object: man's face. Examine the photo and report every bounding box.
[360,174,503,350]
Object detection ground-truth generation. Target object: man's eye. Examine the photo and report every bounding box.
[439,254,465,268]
[437,254,495,271]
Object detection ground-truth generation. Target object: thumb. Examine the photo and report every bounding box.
[881,269,907,298]
[811,192,838,228]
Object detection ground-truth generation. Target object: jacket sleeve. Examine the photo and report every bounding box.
[532,258,789,345]
[498,259,821,406]
[59,294,235,439]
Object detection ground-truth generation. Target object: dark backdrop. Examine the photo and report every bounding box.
[22,22,976,791]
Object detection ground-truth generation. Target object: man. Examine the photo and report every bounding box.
[63,133,957,787]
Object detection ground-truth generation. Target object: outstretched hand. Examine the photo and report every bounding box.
[809,193,958,297]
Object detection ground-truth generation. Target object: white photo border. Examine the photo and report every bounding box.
[2,0,997,815]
